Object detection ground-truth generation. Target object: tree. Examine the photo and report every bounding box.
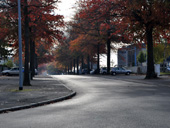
[153,43,170,72]
[154,41,170,64]
[137,51,146,65]
[119,0,170,79]
[0,0,64,84]
[5,60,14,68]
[0,13,13,60]
[75,0,130,74]
[54,42,73,71]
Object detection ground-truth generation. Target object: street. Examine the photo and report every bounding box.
[0,75,170,128]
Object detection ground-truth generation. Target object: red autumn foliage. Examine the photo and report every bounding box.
[71,0,170,78]
[118,0,170,78]
[0,0,64,64]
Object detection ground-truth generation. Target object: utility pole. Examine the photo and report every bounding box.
[18,0,23,90]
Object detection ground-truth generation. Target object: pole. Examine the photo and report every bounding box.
[18,0,23,90]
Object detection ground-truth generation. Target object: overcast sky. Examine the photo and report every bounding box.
[56,0,77,21]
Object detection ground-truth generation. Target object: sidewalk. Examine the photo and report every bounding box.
[0,75,76,113]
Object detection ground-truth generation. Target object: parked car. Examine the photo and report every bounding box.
[35,69,38,75]
[100,67,107,74]
[166,67,170,72]
[2,67,37,76]
[2,67,21,76]
[82,68,88,74]
[110,67,132,75]
[90,69,98,74]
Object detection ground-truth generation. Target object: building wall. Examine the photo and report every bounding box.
[0,57,7,65]
[118,44,146,67]
[118,48,128,67]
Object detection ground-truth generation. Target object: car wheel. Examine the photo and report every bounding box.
[112,72,116,76]
[126,72,130,75]
[6,73,10,76]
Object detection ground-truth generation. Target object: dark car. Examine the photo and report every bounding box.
[90,69,98,74]
[82,68,88,74]
[110,67,132,75]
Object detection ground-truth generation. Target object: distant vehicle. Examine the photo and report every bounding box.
[166,67,170,72]
[100,67,107,74]
[110,67,132,75]
[90,69,98,74]
[35,69,38,75]
[2,67,20,76]
[82,68,88,74]
[2,67,37,76]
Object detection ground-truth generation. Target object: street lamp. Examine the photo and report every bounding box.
[18,0,23,90]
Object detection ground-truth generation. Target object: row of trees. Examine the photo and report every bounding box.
[55,0,170,79]
[1,0,170,80]
[0,0,64,85]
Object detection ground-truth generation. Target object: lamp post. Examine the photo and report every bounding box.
[18,0,23,90]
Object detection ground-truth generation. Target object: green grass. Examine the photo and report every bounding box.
[160,72,170,75]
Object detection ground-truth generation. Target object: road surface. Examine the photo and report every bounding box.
[0,75,170,128]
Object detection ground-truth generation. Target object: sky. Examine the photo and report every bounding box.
[56,0,77,21]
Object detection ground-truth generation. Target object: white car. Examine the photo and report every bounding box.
[1,67,37,76]
[110,67,132,75]
[166,67,170,72]
[2,67,20,76]
[100,67,107,74]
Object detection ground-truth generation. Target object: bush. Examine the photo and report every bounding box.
[5,60,14,68]
[137,51,146,64]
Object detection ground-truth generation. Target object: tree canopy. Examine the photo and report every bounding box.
[1,0,170,79]
[0,0,65,84]
[119,0,170,78]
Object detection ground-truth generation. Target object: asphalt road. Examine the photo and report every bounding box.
[0,75,170,128]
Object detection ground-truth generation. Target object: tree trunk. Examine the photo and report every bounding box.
[30,39,33,80]
[91,60,93,70]
[87,55,90,74]
[35,54,38,70]
[81,56,84,73]
[74,59,75,75]
[65,66,67,74]
[145,25,157,79]
[32,41,35,76]
[23,0,31,86]
[97,43,100,74]
[107,34,111,74]
[30,39,35,80]
[77,56,79,75]
[107,16,111,75]
[68,65,69,74]
[70,61,72,74]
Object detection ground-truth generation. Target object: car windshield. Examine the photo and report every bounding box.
[11,68,18,70]
[120,67,125,70]
[114,67,119,70]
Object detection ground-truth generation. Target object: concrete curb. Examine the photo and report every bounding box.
[0,91,76,114]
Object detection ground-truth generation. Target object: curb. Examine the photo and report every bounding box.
[0,91,76,114]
